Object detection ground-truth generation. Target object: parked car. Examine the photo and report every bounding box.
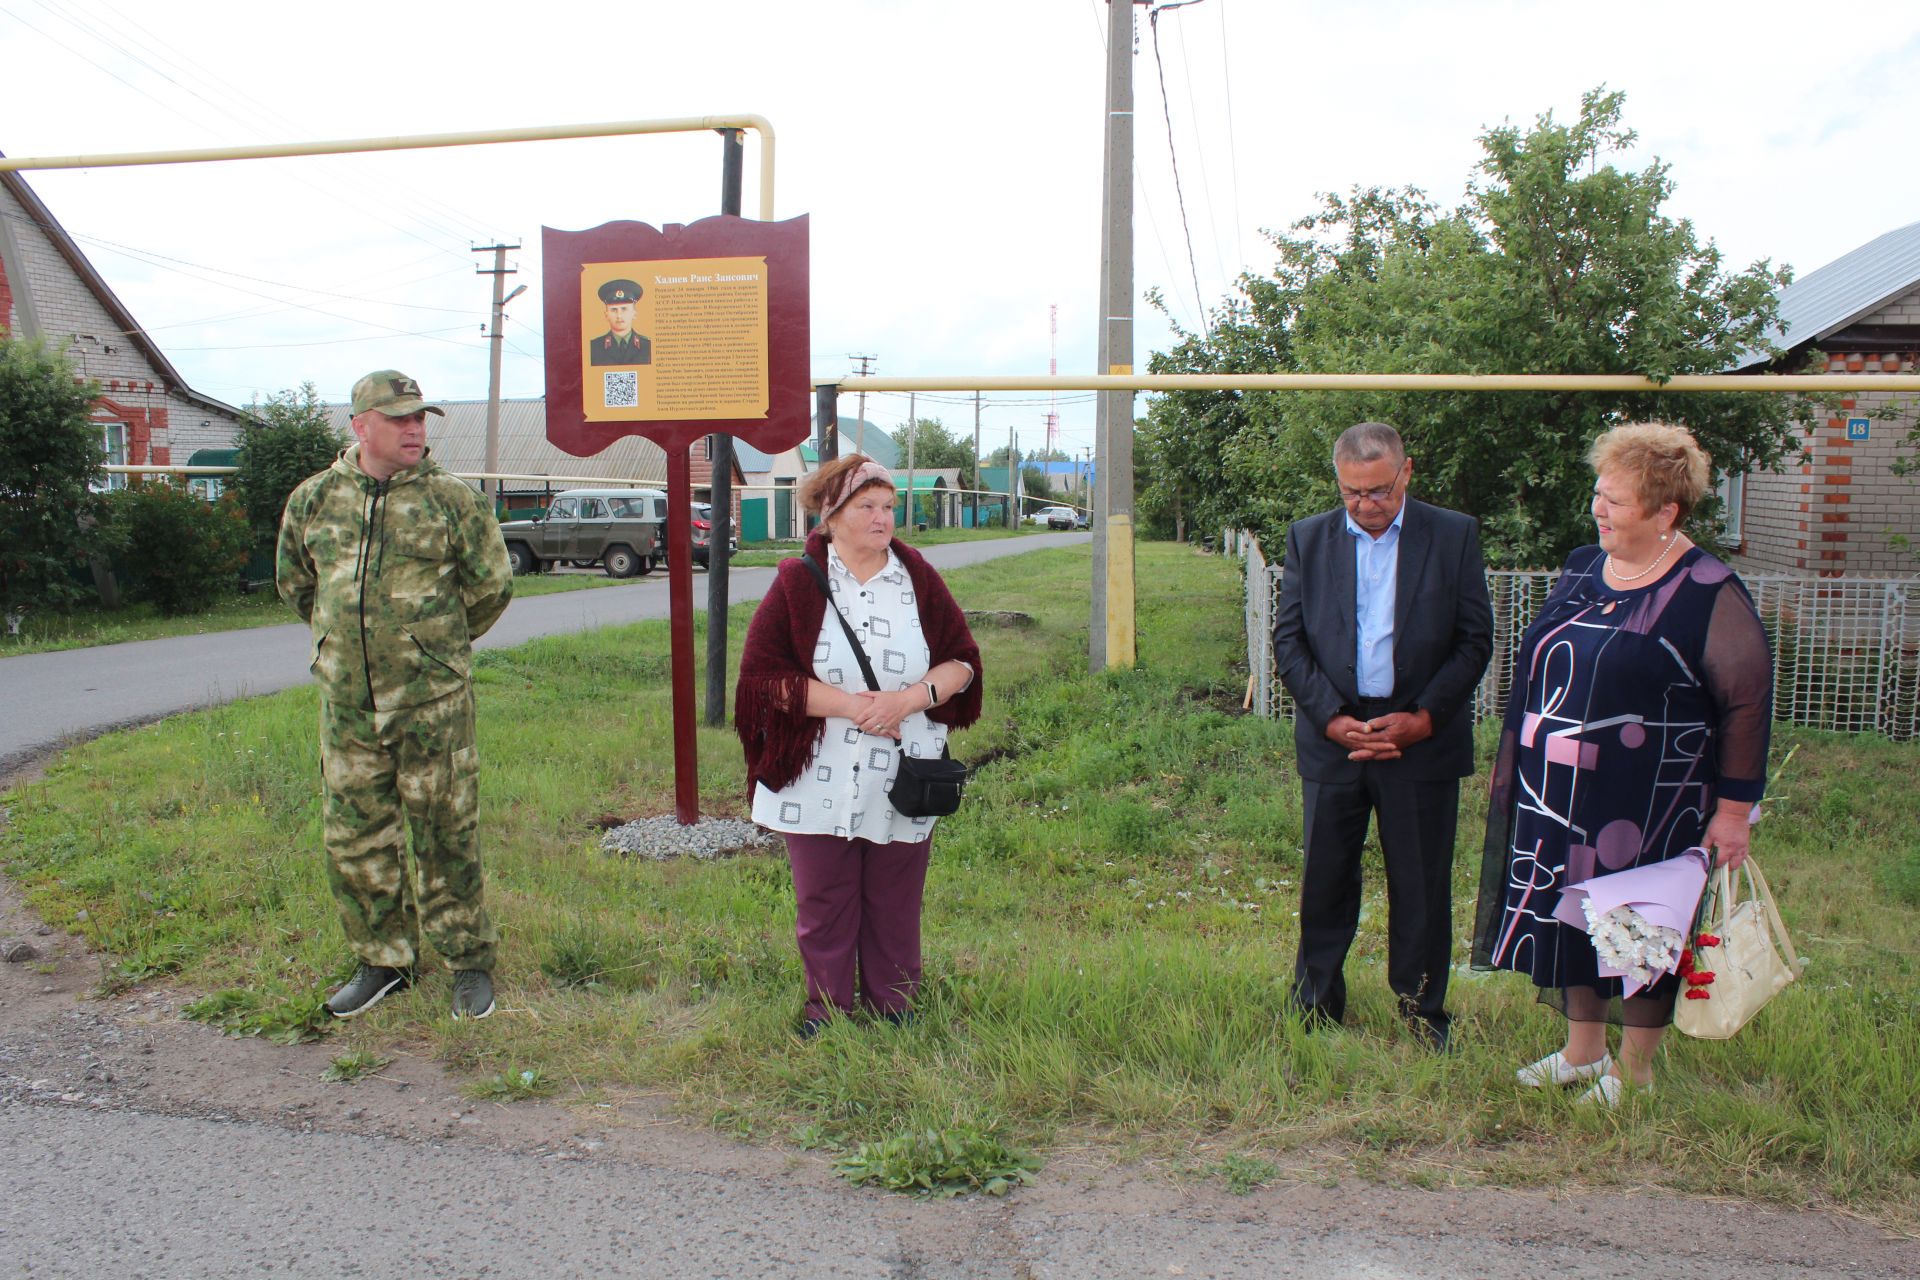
[1035,505,1080,530]
[498,488,665,578]
[690,502,738,569]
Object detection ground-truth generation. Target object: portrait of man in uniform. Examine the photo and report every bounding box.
[587,277,652,366]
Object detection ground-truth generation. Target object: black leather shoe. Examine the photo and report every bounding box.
[326,964,413,1019]
[797,1016,827,1040]
[878,1009,918,1029]
[450,969,496,1020]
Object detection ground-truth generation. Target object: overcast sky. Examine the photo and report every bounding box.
[6,0,1918,460]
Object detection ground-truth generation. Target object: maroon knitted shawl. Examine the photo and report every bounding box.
[735,531,984,795]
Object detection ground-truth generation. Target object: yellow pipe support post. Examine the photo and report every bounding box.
[841,373,1920,394]
[1103,512,1136,669]
[0,115,778,221]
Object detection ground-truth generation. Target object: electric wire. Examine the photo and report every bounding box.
[1171,2,1230,288]
[1217,0,1246,276]
[64,0,496,249]
[1149,1,1209,334]
[165,324,479,352]
[4,1,491,263]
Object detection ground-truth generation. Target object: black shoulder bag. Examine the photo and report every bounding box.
[800,556,971,818]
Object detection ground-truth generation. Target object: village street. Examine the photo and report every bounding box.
[2,531,1916,1277]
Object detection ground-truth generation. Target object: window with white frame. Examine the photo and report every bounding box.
[1716,471,1744,545]
[95,422,128,491]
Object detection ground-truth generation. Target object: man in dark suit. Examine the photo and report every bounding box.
[1272,421,1493,1050]
[587,278,652,366]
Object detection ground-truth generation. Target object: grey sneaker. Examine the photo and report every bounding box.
[326,964,413,1019]
[451,969,496,1020]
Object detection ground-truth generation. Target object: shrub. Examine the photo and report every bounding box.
[104,482,251,616]
[233,384,343,555]
[0,336,107,630]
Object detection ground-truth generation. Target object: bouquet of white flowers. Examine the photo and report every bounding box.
[1553,848,1711,998]
[1579,899,1686,990]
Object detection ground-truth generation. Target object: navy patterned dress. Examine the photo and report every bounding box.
[1470,546,1772,1025]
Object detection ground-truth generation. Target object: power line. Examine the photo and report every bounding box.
[3,1,489,263]
[164,324,478,353]
[0,211,481,336]
[1171,2,1229,288]
[56,0,495,250]
[1149,1,1209,334]
[1217,0,1246,276]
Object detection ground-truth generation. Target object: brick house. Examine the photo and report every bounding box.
[1731,221,1920,577]
[0,160,247,483]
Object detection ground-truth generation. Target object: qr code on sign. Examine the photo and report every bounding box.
[603,370,639,408]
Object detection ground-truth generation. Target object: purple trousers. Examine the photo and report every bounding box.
[783,832,931,1021]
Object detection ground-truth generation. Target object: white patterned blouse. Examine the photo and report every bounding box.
[750,543,949,844]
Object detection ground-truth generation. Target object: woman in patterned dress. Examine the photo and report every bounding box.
[1471,424,1773,1105]
[735,455,982,1037]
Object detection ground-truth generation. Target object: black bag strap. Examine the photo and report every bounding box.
[800,555,882,692]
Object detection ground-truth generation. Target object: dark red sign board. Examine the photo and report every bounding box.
[539,213,810,826]
[541,214,810,455]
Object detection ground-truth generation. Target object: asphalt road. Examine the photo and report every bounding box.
[0,534,1088,778]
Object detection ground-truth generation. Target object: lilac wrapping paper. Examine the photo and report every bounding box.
[1553,848,1710,997]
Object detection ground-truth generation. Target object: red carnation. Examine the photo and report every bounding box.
[1684,988,1711,1000]
[1683,970,1715,987]
[1696,933,1720,948]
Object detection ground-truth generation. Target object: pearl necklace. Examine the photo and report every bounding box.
[1607,534,1679,583]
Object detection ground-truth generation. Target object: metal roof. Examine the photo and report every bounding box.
[1739,220,1920,368]
[325,399,668,485]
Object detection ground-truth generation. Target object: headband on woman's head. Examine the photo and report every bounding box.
[822,461,894,521]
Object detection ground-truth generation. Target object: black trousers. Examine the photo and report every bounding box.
[1292,766,1459,1031]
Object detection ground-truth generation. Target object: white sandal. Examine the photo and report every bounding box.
[1516,1051,1613,1088]
[1576,1071,1653,1108]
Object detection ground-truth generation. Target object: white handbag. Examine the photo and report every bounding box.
[1674,855,1803,1040]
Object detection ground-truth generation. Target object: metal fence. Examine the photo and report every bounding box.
[1235,533,1920,741]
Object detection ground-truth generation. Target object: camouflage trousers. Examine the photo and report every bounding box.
[319,688,497,972]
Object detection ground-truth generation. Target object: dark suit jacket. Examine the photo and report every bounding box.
[1272,497,1493,783]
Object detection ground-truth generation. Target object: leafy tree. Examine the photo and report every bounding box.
[233,383,342,554]
[1147,88,1813,565]
[104,482,251,616]
[890,417,976,485]
[0,336,106,633]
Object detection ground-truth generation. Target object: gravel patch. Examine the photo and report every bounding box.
[599,815,779,860]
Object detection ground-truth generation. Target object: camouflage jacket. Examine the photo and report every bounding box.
[276,446,513,712]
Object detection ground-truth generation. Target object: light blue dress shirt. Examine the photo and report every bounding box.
[1345,501,1407,698]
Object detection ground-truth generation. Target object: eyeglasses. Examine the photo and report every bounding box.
[1338,480,1400,504]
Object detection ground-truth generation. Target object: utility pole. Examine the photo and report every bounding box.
[473,243,521,501]
[1008,427,1019,527]
[848,354,876,457]
[904,391,917,531]
[1091,1,1142,673]
[972,391,982,529]
[704,127,744,726]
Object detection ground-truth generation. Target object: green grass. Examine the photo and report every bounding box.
[0,570,630,657]
[322,1050,392,1083]
[3,541,1917,1223]
[2,527,1033,654]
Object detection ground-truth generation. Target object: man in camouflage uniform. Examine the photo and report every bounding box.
[276,370,513,1020]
